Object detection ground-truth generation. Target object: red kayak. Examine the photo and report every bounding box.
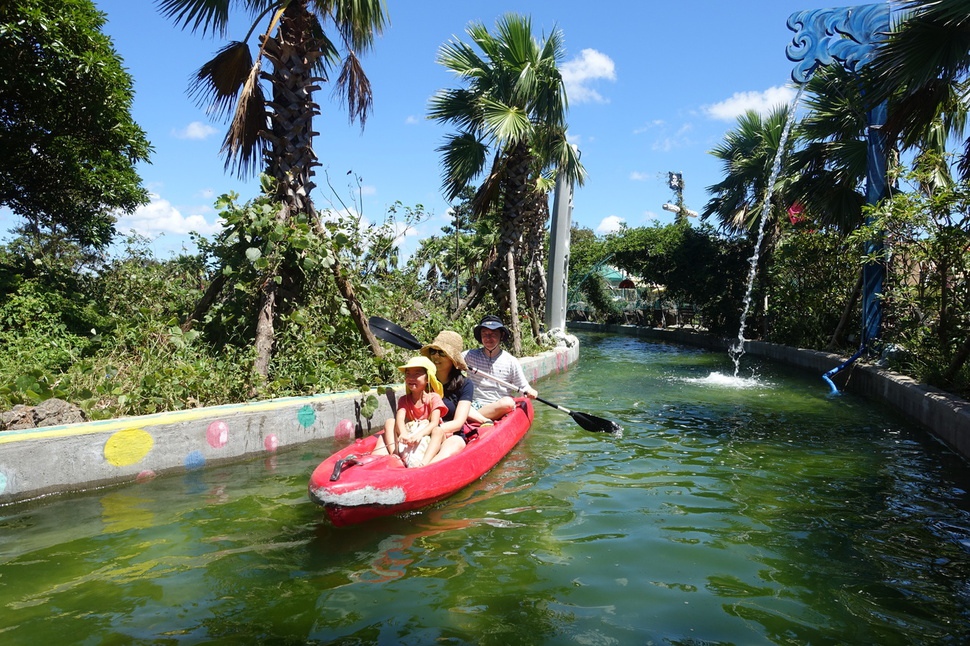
[308,398,534,526]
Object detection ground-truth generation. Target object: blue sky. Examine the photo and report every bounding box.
[3,0,855,258]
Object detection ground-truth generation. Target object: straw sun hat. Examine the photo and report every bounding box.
[420,330,468,372]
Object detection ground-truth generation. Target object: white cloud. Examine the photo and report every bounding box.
[634,119,665,135]
[173,121,219,140]
[116,194,224,237]
[561,48,616,104]
[629,171,650,181]
[405,115,420,125]
[596,215,625,234]
[703,85,797,121]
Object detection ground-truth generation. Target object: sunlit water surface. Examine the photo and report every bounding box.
[2,332,970,644]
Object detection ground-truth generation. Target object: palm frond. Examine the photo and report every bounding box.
[221,58,267,179]
[189,40,254,119]
[428,88,483,130]
[871,0,970,94]
[156,0,233,37]
[480,98,531,144]
[326,0,388,52]
[334,51,373,127]
[436,132,488,201]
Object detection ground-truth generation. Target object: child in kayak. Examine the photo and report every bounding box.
[376,355,448,467]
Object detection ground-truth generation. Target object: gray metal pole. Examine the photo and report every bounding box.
[545,172,573,332]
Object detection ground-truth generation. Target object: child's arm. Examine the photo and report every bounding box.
[394,405,409,444]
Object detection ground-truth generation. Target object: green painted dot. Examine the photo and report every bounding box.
[297,404,316,428]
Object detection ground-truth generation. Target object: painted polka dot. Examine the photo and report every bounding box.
[206,420,229,449]
[335,418,355,441]
[104,428,154,467]
[264,434,278,452]
[185,450,206,470]
[136,470,156,483]
[297,404,316,428]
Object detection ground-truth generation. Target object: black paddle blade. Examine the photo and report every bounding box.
[570,411,622,433]
[368,316,422,350]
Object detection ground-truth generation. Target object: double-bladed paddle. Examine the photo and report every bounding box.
[367,316,622,433]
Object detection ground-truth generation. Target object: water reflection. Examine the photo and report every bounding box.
[1,333,969,643]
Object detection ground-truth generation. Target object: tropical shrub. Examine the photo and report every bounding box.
[857,165,970,396]
[765,227,857,349]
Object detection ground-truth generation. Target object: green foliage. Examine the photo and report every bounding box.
[599,222,749,334]
[0,0,151,249]
[855,163,970,395]
[765,228,857,348]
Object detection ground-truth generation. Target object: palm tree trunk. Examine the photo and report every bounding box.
[454,141,534,320]
[522,189,549,340]
[507,248,522,355]
[253,275,278,379]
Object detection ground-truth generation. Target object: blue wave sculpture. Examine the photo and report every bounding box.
[787,3,890,83]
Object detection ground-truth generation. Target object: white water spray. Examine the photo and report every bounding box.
[729,85,807,378]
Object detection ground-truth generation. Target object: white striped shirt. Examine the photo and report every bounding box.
[462,348,531,404]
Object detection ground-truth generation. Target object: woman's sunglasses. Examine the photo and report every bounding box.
[427,348,448,358]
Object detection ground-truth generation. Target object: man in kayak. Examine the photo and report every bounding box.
[463,315,538,421]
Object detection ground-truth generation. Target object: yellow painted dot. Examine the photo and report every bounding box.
[104,428,154,467]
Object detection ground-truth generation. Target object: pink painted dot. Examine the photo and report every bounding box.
[136,470,156,482]
[335,418,355,441]
[264,434,279,452]
[206,420,229,448]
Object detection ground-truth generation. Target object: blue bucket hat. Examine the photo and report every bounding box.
[473,315,509,343]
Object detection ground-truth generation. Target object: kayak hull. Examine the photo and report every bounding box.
[308,398,534,526]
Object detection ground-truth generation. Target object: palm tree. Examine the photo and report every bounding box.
[703,106,800,339]
[786,65,869,233]
[158,0,389,377]
[428,13,585,352]
[702,106,796,235]
[869,0,970,179]
[868,0,970,376]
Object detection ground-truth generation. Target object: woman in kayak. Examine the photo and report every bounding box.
[375,355,447,467]
[418,330,479,465]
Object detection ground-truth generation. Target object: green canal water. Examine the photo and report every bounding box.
[2,332,970,644]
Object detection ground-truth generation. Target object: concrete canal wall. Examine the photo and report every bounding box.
[0,339,580,505]
[569,322,970,462]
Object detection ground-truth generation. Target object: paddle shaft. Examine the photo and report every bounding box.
[466,366,568,413]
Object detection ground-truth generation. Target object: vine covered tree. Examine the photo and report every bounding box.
[429,13,585,352]
[157,0,389,378]
[0,0,151,251]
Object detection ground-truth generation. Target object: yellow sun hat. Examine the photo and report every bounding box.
[398,355,443,396]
